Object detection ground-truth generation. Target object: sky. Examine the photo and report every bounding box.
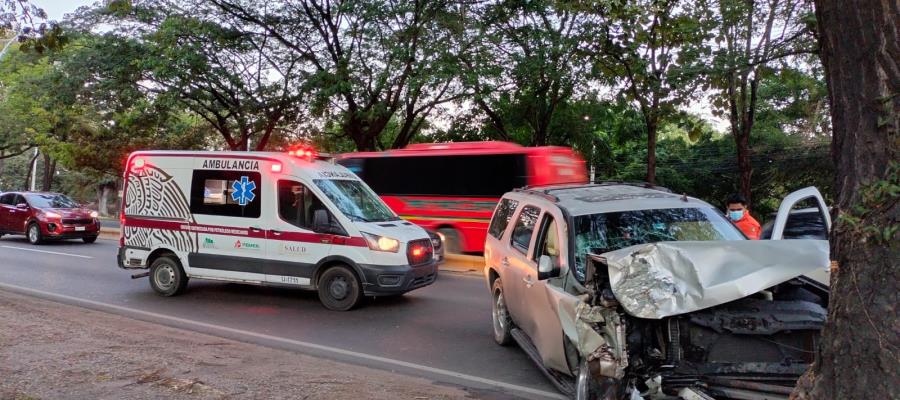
[35,0,96,22]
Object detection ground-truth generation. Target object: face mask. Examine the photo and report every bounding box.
[728,210,744,221]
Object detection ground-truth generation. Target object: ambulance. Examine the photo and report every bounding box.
[116,148,437,311]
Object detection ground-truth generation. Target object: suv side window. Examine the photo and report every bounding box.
[534,214,561,270]
[488,198,519,239]
[13,195,26,206]
[0,194,13,205]
[510,205,540,254]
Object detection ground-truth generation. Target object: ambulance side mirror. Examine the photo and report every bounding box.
[313,209,345,236]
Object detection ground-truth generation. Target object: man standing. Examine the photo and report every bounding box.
[726,194,761,240]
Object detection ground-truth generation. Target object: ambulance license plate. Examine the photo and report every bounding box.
[75,226,86,231]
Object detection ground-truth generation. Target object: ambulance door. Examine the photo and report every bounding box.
[188,169,268,283]
[263,179,334,287]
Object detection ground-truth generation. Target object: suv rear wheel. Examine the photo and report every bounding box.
[491,278,513,345]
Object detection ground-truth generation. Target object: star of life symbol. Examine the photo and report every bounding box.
[231,176,256,206]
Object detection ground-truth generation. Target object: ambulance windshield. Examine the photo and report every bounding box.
[314,179,398,223]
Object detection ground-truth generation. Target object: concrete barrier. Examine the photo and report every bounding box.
[95,227,487,276]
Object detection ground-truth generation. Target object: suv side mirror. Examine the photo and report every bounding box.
[16,203,28,209]
[537,255,559,280]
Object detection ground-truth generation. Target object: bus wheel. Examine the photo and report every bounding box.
[437,228,462,254]
[149,255,188,297]
[318,265,362,311]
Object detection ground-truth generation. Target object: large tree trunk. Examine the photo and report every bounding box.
[792,1,899,399]
[97,183,114,217]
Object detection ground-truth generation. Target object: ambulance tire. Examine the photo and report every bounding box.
[149,255,188,297]
[317,264,362,311]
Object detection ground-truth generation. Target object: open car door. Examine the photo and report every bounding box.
[770,186,831,285]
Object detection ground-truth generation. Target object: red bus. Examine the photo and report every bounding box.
[337,141,588,253]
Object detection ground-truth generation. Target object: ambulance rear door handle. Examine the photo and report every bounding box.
[320,235,331,244]
[249,226,262,233]
[271,229,282,236]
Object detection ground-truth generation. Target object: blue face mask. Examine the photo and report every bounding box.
[728,210,744,221]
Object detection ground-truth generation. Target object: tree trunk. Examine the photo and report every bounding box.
[41,153,55,191]
[98,184,114,217]
[646,119,658,184]
[735,128,753,206]
[792,1,899,399]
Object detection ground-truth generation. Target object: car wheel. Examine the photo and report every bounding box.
[437,227,462,254]
[491,278,514,346]
[149,255,188,297]
[318,265,362,311]
[27,223,43,245]
[82,236,98,244]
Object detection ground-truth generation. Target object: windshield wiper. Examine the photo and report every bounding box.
[345,213,370,222]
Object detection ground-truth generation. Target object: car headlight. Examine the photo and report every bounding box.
[361,232,400,253]
[43,211,62,219]
[90,211,98,218]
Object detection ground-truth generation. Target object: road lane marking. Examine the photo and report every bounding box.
[0,282,565,400]
[1,246,94,259]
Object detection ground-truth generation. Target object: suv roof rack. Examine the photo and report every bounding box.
[589,181,673,193]
[512,187,559,202]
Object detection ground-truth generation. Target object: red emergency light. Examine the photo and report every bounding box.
[288,145,318,161]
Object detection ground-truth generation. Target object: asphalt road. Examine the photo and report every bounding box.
[0,236,561,399]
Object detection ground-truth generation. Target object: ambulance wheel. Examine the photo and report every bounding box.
[318,265,362,311]
[82,236,98,244]
[27,223,43,245]
[149,255,188,297]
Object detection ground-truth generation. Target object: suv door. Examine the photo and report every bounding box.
[770,187,831,285]
[0,193,14,231]
[9,194,30,233]
[502,204,541,324]
[524,211,570,374]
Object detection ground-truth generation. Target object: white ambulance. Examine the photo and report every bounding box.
[116,148,438,311]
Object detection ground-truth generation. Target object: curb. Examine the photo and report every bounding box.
[95,226,487,276]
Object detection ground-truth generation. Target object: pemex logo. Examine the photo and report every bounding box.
[234,239,260,250]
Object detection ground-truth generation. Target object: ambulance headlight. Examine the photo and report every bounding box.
[361,232,400,253]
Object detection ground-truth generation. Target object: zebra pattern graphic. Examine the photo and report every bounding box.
[124,164,198,253]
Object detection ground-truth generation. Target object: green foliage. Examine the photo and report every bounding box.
[836,161,900,245]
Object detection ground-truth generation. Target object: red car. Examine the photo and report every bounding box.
[0,191,100,244]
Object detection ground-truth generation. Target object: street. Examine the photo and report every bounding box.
[0,237,560,399]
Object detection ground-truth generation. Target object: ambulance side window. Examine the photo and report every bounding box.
[190,170,262,218]
[277,180,335,232]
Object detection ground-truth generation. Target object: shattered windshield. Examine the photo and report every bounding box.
[572,207,744,282]
[313,179,398,222]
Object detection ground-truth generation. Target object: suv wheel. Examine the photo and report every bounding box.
[318,265,362,311]
[491,278,513,345]
[27,223,43,245]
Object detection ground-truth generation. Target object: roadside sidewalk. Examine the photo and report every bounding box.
[0,290,471,400]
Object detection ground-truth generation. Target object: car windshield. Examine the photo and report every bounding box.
[25,193,79,208]
[572,207,744,282]
[313,179,398,223]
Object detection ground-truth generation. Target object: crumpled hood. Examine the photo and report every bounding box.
[600,240,830,319]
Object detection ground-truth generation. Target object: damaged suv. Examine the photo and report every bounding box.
[484,183,830,400]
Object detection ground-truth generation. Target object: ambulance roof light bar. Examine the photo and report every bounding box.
[287,145,334,162]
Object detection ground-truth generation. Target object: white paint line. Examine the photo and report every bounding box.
[0,282,565,400]
[1,245,94,259]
